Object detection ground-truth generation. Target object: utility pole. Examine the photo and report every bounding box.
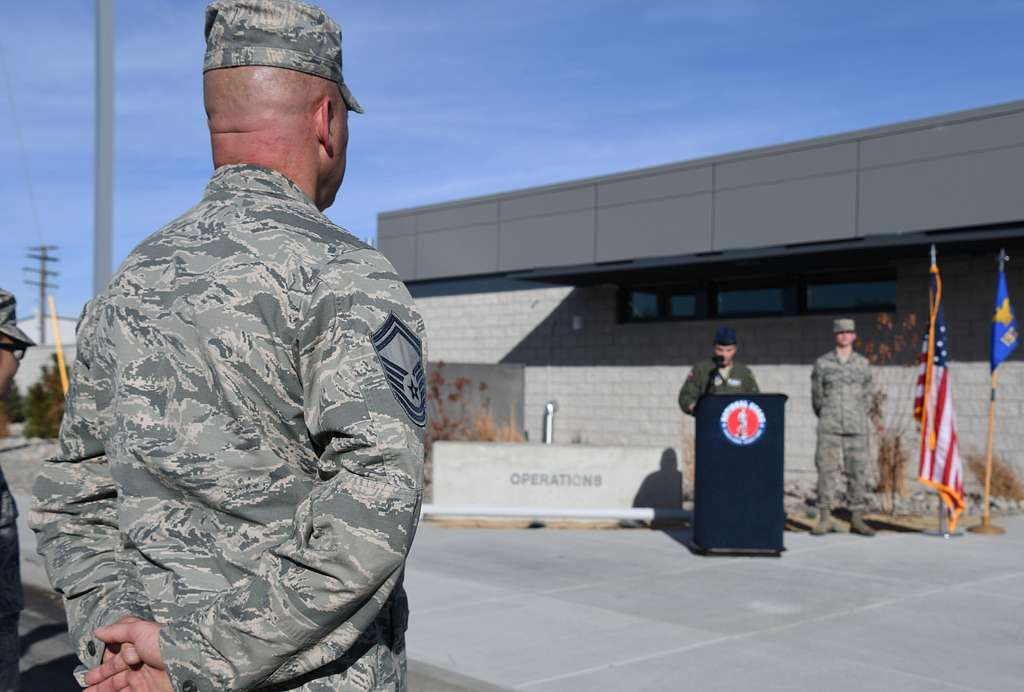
[94,0,114,295]
[24,245,59,345]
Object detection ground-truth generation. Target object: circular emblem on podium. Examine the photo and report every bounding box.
[720,400,766,446]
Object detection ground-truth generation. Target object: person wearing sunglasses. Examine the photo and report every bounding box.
[0,290,33,399]
[0,288,33,692]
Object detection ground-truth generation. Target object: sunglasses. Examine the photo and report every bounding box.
[0,343,26,362]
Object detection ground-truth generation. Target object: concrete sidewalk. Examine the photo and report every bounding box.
[404,517,1024,691]
[17,497,1023,691]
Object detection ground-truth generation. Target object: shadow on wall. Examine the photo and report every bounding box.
[499,286,888,368]
[498,255,1009,368]
[632,448,684,510]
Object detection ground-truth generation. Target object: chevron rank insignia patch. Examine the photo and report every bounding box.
[370,312,427,427]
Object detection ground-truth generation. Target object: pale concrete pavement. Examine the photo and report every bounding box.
[14,493,1023,691]
[404,517,1024,691]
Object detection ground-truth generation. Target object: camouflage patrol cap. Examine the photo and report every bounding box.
[0,289,35,346]
[833,318,856,333]
[204,0,364,114]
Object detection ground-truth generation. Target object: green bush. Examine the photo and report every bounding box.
[1,382,25,424]
[23,355,65,439]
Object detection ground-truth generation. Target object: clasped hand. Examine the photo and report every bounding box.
[83,617,173,692]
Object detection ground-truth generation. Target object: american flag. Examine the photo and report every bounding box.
[914,252,965,530]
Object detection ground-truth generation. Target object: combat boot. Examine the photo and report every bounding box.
[850,511,876,537]
[811,509,833,536]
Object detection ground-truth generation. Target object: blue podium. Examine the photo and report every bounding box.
[693,393,788,555]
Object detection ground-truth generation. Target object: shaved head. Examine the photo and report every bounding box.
[204,66,349,210]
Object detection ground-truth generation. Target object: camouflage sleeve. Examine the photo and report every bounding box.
[862,359,875,417]
[811,360,823,417]
[157,249,423,692]
[29,303,152,673]
[678,366,701,415]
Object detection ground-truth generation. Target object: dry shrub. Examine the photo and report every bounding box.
[426,362,524,447]
[861,312,920,514]
[466,408,525,443]
[425,366,474,456]
[875,429,909,497]
[859,312,918,365]
[423,363,524,490]
[967,452,1024,501]
[421,362,520,481]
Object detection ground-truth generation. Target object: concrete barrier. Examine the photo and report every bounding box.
[431,442,683,509]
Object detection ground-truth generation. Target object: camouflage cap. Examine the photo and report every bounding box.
[0,289,35,346]
[833,317,856,333]
[204,0,364,114]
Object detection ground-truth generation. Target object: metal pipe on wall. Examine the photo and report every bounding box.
[542,401,557,444]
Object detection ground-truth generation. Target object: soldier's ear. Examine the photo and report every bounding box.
[314,94,334,158]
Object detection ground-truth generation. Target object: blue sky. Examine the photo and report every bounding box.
[1,0,1023,321]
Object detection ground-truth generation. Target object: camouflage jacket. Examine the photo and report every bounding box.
[811,349,873,435]
[30,165,426,691]
[678,359,759,415]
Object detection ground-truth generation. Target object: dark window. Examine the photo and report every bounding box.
[619,271,894,323]
[717,286,787,316]
[805,278,896,312]
[627,290,660,320]
[668,293,697,318]
[621,289,703,322]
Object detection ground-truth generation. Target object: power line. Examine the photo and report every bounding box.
[0,46,44,247]
[24,246,59,345]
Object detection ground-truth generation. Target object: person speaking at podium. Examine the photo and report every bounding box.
[679,326,760,415]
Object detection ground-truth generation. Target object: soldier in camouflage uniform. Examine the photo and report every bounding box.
[811,318,876,536]
[31,2,425,691]
[0,290,34,692]
[679,326,759,415]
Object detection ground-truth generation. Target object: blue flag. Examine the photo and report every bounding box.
[991,267,1019,371]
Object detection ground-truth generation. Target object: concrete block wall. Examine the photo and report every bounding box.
[416,286,571,364]
[414,251,1024,487]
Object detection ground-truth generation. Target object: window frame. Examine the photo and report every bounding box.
[800,271,898,315]
[713,281,797,318]
[620,288,662,322]
[617,268,897,324]
[619,286,707,323]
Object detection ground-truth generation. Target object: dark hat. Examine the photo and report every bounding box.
[714,326,737,346]
[0,289,35,346]
[204,0,363,113]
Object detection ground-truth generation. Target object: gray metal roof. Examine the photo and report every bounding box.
[378,99,1024,284]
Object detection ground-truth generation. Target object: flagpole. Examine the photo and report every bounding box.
[924,245,942,534]
[921,245,962,537]
[971,249,1008,535]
